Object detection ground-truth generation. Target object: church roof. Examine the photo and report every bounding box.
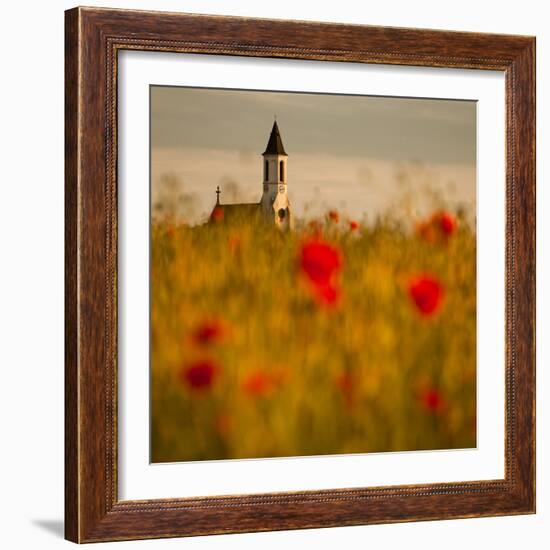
[263,121,287,156]
[209,202,261,224]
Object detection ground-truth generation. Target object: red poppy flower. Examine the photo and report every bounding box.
[211,206,224,222]
[242,371,275,398]
[299,239,343,287]
[417,210,457,242]
[299,239,343,309]
[349,220,359,231]
[438,211,456,236]
[313,282,341,308]
[408,275,444,316]
[179,359,219,391]
[228,235,242,255]
[191,320,227,346]
[328,210,340,223]
[420,388,444,413]
[415,220,437,243]
[335,372,355,408]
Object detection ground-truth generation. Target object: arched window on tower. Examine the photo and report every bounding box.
[264,160,268,181]
[279,160,284,182]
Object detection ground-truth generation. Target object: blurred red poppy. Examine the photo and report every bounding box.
[420,388,444,413]
[191,320,227,346]
[228,235,242,255]
[335,371,355,407]
[299,238,343,309]
[416,220,437,243]
[179,359,219,391]
[299,239,342,287]
[328,210,340,223]
[417,210,457,243]
[243,371,275,397]
[313,282,341,308]
[349,220,359,231]
[408,275,444,316]
[211,206,224,222]
[438,211,456,236]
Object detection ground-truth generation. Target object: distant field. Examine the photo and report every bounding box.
[150,209,476,462]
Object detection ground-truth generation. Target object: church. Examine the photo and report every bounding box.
[209,121,293,230]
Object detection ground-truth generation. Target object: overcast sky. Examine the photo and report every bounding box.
[151,86,476,224]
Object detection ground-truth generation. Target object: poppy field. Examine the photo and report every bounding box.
[151,209,476,462]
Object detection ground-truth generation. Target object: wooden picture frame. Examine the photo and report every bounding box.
[65,6,536,543]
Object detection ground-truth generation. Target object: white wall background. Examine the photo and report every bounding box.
[0,0,546,548]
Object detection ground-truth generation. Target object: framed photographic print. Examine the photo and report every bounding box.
[65,6,536,543]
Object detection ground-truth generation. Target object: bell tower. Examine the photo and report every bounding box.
[260,120,292,229]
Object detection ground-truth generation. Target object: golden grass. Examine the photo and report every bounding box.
[151,211,476,462]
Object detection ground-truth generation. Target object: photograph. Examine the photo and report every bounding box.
[150,85,477,463]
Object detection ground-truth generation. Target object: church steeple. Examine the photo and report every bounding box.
[263,120,287,156]
[260,120,292,230]
[262,120,288,186]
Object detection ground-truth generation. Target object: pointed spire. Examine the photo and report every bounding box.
[263,120,287,156]
[215,185,221,204]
